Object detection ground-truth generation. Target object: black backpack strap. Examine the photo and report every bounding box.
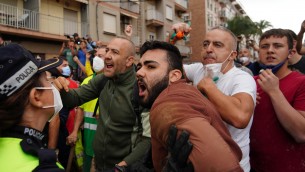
[32,149,65,172]
[93,76,109,117]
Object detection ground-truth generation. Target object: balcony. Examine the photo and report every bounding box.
[175,0,187,12]
[219,0,228,7]
[120,1,139,14]
[146,9,164,27]
[219,9,228,21]
[0,3,86,40]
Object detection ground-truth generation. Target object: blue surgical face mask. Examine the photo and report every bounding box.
[62,66,71,77]
[259,59,287,74]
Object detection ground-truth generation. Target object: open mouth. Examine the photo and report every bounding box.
[105,63,114,69]
[138,80,147,97]
[266,56,276,61]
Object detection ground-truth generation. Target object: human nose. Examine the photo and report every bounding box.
[104,52,112,60]
[267,46,275,54]
[136,67,145,79]
[205,43,213,53]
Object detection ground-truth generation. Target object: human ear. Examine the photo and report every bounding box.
[169,69,182,83]
[29,88,44,108]
[288,49,296,59]
[229,51,238,61]
[126,56,135,67]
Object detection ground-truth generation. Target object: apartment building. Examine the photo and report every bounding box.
[188,0,248,62]
[95,0,191,61]
[0,0,191,60]
[0,0,89,59]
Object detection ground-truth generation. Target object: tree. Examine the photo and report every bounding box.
[227,15,257,39]
[255,20,273,36]
[227,16,273,50]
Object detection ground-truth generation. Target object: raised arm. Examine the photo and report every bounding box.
[296,20,305,55]
[197,76,255,129]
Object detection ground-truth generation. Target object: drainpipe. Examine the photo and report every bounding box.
[96,1,100,40]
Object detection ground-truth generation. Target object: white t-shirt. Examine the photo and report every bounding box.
[184,63,256,172]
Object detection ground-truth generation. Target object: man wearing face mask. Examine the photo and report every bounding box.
[66,46,106,172]
[176,24,256,172]
[250,29,305,172]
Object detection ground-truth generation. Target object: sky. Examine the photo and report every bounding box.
[238,0,305,35]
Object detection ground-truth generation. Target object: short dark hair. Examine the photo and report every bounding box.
[260,29,293,50]
[140,41,184,76]
[58,56,67,62]
[286,29,297,40]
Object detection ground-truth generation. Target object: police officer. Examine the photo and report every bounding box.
[0,44,65,172]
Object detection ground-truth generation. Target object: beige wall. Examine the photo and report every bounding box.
[40,0,81,36]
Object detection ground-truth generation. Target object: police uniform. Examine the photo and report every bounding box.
[0,125,64,172]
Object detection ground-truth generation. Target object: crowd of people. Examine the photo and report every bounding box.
[1,20,305,172]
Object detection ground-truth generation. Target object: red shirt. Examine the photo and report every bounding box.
[250,71,305,172]
[66,78,79,134]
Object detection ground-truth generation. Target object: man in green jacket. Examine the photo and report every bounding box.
[54,37,151,171]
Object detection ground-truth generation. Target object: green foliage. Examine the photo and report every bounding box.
[255,20,273,35]
[227,16,273,37]
[227,16,257,37]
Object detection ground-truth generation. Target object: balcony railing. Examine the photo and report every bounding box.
[146,9,164,22]
[120,1,139,14]
[0,3,85,36]
[175,0,188,9]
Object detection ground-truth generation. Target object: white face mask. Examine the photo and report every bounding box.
[93,56,104,73]
[239,56,250,64]
[203,51,233,82]
[35,84,63,122]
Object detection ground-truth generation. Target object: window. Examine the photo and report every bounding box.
[64,9,78,35]
[166,5,173,20]
[103,13,116,34]
[148,32,156,41]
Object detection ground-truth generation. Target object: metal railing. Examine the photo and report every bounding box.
[120,1,139,14]
[146,9,164,22]
[0,3,85,36]
[175,0,188,9]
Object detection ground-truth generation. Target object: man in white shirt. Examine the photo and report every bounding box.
[176,24,256,172]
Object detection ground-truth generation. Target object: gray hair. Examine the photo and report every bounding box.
[210,26,237,51]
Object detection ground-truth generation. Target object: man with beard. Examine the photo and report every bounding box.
[53,37,151,171]
[136,40,243,172]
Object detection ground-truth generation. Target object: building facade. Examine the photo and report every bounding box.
[188,0,248,61]
[0,0,192,61]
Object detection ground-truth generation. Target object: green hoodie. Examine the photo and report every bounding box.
[60,67,151,170]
